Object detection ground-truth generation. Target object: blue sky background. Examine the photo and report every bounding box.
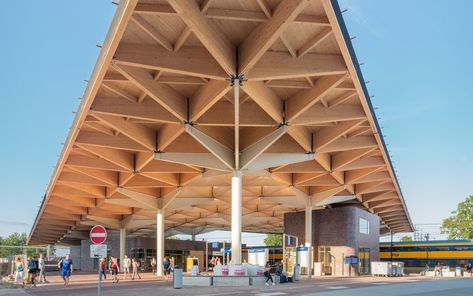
[0,1,472,244]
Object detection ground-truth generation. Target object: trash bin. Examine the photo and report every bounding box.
[173,268,183,289]
[294,264,300,281]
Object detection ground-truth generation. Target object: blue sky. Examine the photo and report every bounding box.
[0,1,472,244]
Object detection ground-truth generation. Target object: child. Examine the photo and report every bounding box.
[14,257,24,287]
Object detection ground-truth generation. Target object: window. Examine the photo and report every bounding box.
[359,218,370,234]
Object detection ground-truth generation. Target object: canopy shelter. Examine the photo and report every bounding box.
[28,0,413,267]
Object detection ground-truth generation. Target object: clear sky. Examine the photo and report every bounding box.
[0,1,472,245]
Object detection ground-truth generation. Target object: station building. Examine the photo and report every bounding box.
[27,0,413,278]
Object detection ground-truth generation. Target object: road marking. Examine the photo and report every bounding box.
[325,286,349,289]
[255,292,288,296]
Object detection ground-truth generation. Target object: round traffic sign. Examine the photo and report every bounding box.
[90,225,107,244]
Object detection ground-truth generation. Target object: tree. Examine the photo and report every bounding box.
[399,235,413,242]
[264,234,283,246]
[441,195,473,240]
[0,232,27,257]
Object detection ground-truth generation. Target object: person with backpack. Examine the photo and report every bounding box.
[57,254,73,287]
[132,258,141,280]
[27,256,39,287]
[163,257,172,281]
[14,257,24,287]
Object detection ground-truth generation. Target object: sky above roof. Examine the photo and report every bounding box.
[0,0,472,244]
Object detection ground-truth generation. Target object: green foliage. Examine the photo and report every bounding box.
[0,232,27,257]
[264,234,283,246]
[399,235,413,242]
[441,195,473,240]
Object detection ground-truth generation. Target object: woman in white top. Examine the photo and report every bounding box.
[14,257,24,287]
[38,254,47,283]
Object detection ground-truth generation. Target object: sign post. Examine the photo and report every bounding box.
[90,225,107,296]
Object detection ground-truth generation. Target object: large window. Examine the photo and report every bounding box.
[359,218,370,234]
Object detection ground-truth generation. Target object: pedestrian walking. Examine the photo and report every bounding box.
[58,254,73,287]
[132,258,141,280]
[14,257,24,287]
[151,257,157,275]
[123,255,131,280]
[111,257,120,283]
[99,257,107,281]
[264,261,274,286]
[38,254,47,283]
[163,257,172,281]
[27,256,39,287]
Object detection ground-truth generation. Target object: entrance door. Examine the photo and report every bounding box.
[358,248,370,274]
[318,246,332,275]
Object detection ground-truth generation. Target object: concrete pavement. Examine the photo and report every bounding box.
[1,272,472,295]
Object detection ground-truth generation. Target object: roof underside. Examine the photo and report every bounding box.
[28,0,413,245]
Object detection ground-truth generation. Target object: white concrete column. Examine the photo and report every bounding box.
[191,228,196,241]
[119,228,126,265]
[156,208,164,276]
[305,199,313,279]
[231,170,242,264]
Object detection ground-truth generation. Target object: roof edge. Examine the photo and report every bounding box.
[324,0,414,232]
[27,0,139,245]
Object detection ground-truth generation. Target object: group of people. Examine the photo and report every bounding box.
[14,254,48,288]
[151,257,174,281]
[99,255,142,283]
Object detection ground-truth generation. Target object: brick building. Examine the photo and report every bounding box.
[284,206,380,276]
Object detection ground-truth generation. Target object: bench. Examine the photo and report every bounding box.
[213,276,250,286]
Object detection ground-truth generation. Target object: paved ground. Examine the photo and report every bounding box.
[1,272,472,296]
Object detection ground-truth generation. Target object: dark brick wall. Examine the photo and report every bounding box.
[284,206,380,271]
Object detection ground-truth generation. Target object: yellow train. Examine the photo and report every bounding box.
[380,240,473,267]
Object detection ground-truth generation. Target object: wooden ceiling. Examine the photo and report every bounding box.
[28,0,413,245]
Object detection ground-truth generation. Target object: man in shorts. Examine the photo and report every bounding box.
[123,255,131,280]
[58,254,73,287]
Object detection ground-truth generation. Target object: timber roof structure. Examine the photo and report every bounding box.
[28,0,413,245]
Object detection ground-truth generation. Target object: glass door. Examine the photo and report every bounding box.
[358,248,370,274]
[318,246,332,275]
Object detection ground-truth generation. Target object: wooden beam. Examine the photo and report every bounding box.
[248,52,346,81]
[318,135,377,153]
[241,81,283,123]
[76,130,149,152]
[66,155,126,172]
[113,64,187,121]
[91,113,156,151]
[196,101,276,127]
[291,104,366,126]
[340,156,385,171]
[114,43,227,79]
[314,119,365,151]
[332,147,377,171]
[239,0,308,74]
[345,166,384,184]
[133,3,330,26]
[130,15,173,51]
[167,0,236,75]
[101,82,136,103]
[311,185,346,205]
[297,28,332,58]
[285,74,346,123]
[67,166,118,187]
[76,144,134,172]
[91,96,179,124]
[190,80,231,122]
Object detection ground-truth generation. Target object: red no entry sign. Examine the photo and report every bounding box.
[90,225,107,244]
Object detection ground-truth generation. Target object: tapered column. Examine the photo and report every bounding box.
[156,208,164,276]
[231,170,242,264]
[305,199,313,279]
[119,228,126,265]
